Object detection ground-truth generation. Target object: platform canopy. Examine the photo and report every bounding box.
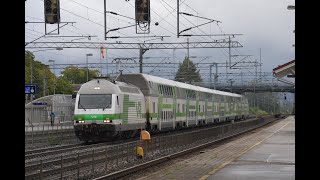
[272,60,295,79]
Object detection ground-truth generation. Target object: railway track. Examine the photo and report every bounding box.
[25,115,282,180]
[25,129,78,150]
[94,115,285,180]
[25,143,83,159]
[25,117,242,162]
[25,118,232,160]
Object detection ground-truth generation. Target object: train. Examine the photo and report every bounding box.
[73,73,249,142]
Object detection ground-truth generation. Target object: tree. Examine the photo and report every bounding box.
[175,56,202,83]
[25,51,74,99]
[25,51,34,83]
[55,76,74,94]
[60,66,100,84]
[25,51,54,98]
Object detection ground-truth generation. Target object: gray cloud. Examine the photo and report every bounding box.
[25,0,295,82]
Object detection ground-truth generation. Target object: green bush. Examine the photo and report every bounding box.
[249,107,269,116]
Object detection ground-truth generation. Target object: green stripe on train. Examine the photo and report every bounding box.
[149,113,158,118]
[162,104,172,109]
[123,94,137,124]
[176,112,186,117]
[74,114,121,120]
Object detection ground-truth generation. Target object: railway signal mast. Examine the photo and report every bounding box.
[135,0,151,34]
[44,0,61,34]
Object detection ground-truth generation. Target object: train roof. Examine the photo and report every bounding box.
[78,78,143,95]
[137,73,242,97]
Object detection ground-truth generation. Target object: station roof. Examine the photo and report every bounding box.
[272,60,295,79]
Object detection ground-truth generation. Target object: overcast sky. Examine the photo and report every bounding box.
[25,0,295,84]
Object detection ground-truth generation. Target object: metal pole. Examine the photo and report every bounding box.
[259,48,261,82]
[106,49,108,76]
[173,48,176,77]
[226,60,228,85]
[187,38,189,60]
[86,55,88,82]
[30,58,33,101]
[43,64,46,97]
[241,72,243,86]
[210,65,212,89]
[255,58,257,84]
[229,36,231,68]
[254,59,257,108]
[214,63,218,90]
[230,80,233,93]
[53,61,56,94]
[187,38,190,83]
[100,49,103,76]
[139,45,143,73]
[177,0,179,38]
[104,0,107,40]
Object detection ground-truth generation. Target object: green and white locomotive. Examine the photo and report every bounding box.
[73,73,249,142]
[74,78,146,141]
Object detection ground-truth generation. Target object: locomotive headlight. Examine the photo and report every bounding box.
[104,118,112,123]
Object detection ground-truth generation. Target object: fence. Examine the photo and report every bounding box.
[25,116,277,179]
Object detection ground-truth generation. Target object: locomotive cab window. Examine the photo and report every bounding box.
[78,94,112,109]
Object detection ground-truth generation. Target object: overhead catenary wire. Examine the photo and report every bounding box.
[124,0,193,58]
[158,0,206,42]
[26,0,250,77]
[179,1,233,59]
[179,1,255,82]
[58,6,140,57]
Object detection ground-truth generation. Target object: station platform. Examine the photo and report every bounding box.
[136,116,295,180]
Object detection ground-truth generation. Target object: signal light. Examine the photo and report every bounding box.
[135,0,150,22]
[44,0,60,24]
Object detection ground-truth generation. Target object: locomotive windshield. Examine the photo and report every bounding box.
[78,94,112,110]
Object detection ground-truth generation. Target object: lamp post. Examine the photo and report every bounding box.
[30,55,33,101]
[287,5,295,46]
[86,53,93,82]
[48,60,55,95]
